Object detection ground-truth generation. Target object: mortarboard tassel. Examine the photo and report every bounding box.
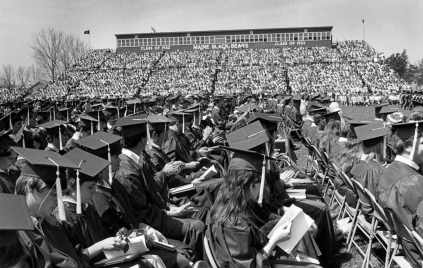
[117,107,120,118]
[90,119,94,135]
[124,107,128,117]
[409,122,419,161]
[99,139,113,185]
[9,114,13,130]
[134,103,136,115]
[66,109,69,122]
[146,122,152,151]
[76,160,85,214]
[97,111,101,131]
[47,157,66,221]
[182,114,185,134]
[53,107,56,121]
[258,148,267,205]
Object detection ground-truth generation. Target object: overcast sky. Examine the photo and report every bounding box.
[1,0,422,68]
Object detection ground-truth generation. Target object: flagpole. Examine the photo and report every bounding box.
[362,20,365,41]
[89,30,91,49]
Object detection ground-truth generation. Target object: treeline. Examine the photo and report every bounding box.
[385,50,423,86]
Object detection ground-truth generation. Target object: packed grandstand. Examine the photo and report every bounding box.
[0,40,410,106]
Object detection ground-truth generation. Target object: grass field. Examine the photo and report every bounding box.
[295,105,409,268]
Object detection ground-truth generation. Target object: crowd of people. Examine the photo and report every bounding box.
[0,40,413,106]
[2,88,423,268]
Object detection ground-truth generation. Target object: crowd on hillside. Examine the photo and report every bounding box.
[0,40,412,104]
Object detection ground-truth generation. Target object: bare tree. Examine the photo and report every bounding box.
[1,65,16,89]
[28,64,41,83]
[16,66,31,88]
[31,28,64,82]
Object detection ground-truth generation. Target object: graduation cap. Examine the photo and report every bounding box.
[88,111,107,130]
[321,96,331,103]
[167,111,192,134]
[324,111,341,122]
[379,106,400,115]
[74,131,122,185]
[348,120,371,137]
[126,99,142,115]
[374,103,389,117]
[64,148,110,214]
[226,121,272,151]
[183,105,203,126]
[36,110,52,123]
[17,107,32,120]
[12,147,80,221]
[393,121,423,142]
[236,104,258,113]
[114,114,147,138]
[103,106,119,117]
[220,146,273,204]
[309,107,327,115]
[0,194,33,248]
[354,121,387,149]
[57,108,70,122]
[78,115,99,134]
[148,115,172,131]
[0,130,15,154]
[247,112,283,133]
[38,120,68,151]
[0,112,21,130]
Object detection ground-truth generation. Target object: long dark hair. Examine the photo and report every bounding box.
[210,169,260,226]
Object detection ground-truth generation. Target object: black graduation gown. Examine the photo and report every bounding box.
[162,129,197,163]
[92,179,194,268]
[0,170,15,194]
[266,161,335,264]
[19,217,87,268]
[349,160,385,215]
[378,160,423,267]
[114,153,205,255]
[206,213,276,268]
[93,177,139,236]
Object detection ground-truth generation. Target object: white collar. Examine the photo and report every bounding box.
[374,118,383,121]
[395,155,420,170]
[47,143,59,152]
[121,148,140,164]
[339,137,348,142]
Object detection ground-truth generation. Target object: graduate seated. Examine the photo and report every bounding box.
[378,122,423,268]
[206,148,321,268]
[112,115,206,258]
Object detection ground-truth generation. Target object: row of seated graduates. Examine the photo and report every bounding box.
[301,100,423,268]
[0,92,333,268]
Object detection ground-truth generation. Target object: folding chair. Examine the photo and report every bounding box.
[347,178,374,265]
[384,209,415,268]
[365,188,398,268]
[328,162,345,209]
[308,145,328,184]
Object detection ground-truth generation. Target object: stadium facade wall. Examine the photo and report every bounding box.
[117,40,332,53]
